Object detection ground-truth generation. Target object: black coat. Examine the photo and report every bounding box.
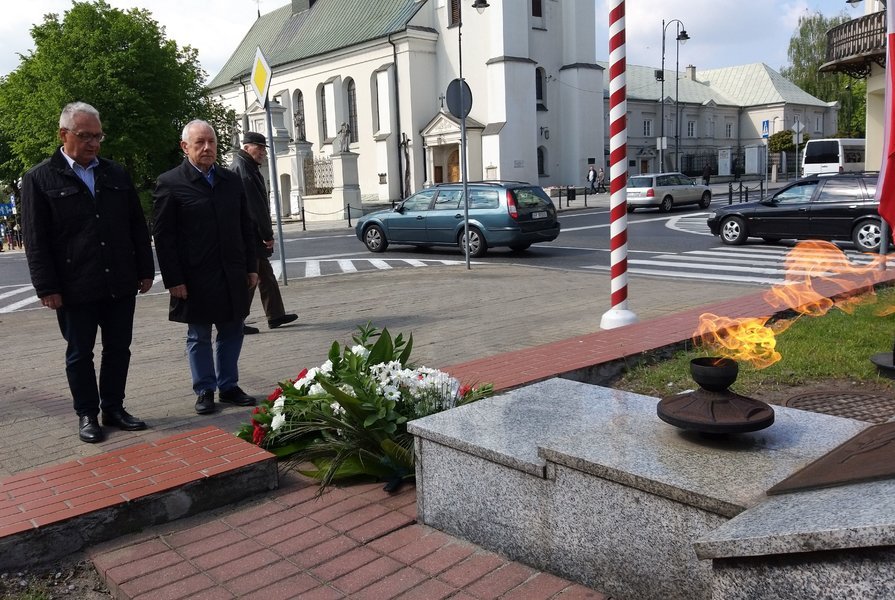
[152,160,257,324]
[21,149,154,304]
[231,150,272,254]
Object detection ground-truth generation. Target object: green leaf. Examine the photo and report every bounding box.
[368,327,394,365]
[397,333,414,366]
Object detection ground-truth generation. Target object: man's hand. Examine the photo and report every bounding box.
[138,278,153,294]
[264,239,274,251]
[169,284,188,299]
[40,293,63,310]
[248,273,259,289]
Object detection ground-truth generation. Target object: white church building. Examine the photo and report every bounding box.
[208,0,603,217]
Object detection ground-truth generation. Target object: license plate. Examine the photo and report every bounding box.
[532,211,547,219]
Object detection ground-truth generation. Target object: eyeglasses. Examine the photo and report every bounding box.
[64,129,106,143]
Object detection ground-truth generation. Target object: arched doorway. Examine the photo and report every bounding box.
[447,148,460,182]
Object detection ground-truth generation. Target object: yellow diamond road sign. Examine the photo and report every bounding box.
[250,47,271,106]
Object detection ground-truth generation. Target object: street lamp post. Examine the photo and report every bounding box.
[459,0,490,269]
[658,19,688,173]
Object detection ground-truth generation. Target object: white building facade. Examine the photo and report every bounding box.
[209,0,604,216]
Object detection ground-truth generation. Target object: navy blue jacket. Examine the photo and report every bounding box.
[152,160,257,324]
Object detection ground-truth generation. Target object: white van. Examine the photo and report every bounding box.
[801,138,865,176]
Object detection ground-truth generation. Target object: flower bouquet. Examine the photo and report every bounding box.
[237,323,492,492]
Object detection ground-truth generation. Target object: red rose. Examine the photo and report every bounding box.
[252,424,265,445]
[296,368,308,381]
[267,387,283,401]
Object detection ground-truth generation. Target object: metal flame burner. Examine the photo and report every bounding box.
[657,357,775,434]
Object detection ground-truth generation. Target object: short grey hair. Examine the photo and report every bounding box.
[59,102,101,129]
[181,119,217,143]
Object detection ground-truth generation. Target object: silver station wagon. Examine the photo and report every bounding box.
[627,172,712,213]
[355,181,561,257]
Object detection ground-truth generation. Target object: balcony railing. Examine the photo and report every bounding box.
[820,10,886,77]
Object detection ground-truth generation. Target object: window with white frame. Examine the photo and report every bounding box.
[319,87,329,140]
[643,119,652,137]
[726,123,733,139]
[687,121,696,137]
[346,79,358,143]
[532,0,543,17]
[815,116,821,132]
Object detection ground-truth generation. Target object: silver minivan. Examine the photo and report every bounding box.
[627,172,712,213]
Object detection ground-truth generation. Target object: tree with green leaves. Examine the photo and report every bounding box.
[780,10,865,138]
[0,0,235,209]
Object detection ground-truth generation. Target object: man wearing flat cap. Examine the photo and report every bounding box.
[231,131,297,334]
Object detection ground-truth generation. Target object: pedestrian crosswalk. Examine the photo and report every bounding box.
[0,258,480,313]
[584,245,883,287]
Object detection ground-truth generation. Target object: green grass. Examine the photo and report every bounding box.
[613,285,895,398]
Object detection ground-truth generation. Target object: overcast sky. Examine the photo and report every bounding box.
[0,0,865,82]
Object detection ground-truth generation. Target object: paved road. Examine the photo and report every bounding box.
[0,256,757,478]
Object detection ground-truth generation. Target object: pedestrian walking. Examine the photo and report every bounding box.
[586,166,597,193]
[152,120,259,415]
[230,132,297,334]
[596,167,607,193]
[702,163,712,186]
[20,102,155,443]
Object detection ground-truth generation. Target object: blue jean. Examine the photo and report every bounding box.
[56,296,136,417]
[186,320,244,394]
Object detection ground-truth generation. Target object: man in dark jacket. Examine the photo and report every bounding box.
[230,132,297,334]
[152,120,259,415]
[21,102,155,443]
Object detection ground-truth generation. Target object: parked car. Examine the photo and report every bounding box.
[627,172,712,213]
[706,173,885,252]
[355,181,561,257]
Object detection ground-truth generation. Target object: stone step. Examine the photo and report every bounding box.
[0,426,277,570]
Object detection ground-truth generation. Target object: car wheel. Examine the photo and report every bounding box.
[698,192,712,209]
[509,242,531,252]
[720,216,748,245]
[659,196,673,213]
[362,224,388,253]
[459,227,487,258]
[852,220,882,253]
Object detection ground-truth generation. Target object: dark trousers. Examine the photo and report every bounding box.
[56,296,136,417]
[249,255,285,320]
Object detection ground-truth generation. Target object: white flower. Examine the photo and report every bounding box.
[271,397,285,415]
[382,386,401,401]
[271,413,286,431]
[330,402,346,416]
[320,360,333,373]
[351,345,370,359]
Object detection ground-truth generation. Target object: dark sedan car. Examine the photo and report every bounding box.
[355,181,561,257]
[706,173,885,252]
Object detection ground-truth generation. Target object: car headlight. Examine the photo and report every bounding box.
[708,211,717,220]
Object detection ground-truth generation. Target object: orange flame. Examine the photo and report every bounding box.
[694,240,888,369]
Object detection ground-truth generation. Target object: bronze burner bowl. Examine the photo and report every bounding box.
[690,356,738,392]
[657,356,775,435]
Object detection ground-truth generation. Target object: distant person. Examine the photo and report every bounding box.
[586,166,597,193]
[152,120,259,415]
[702,163,712,186]
[230,132,297,334]
[21,102,155,443]
[596,167,607,193]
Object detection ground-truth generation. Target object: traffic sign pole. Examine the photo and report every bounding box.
[251,47,288,285]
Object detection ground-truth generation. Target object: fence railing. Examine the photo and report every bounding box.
[727,180,765,205]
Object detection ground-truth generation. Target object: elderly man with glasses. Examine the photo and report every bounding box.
[20,101,155,443]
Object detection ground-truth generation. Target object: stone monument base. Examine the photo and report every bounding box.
[409,378,893,600]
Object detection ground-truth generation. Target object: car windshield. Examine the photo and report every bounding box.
[629,177,652,188]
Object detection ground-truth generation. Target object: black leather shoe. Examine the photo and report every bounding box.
[195,390,216,415]
[78,415,104,443]
[219,386,256,406]
[102,408,147,431]
[243,324,260,335]
[268,314,298,329]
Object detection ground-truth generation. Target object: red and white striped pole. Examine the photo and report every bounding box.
[600,0,638,329]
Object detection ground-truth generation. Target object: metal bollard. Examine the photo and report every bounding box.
[728,182,733,205]
[301,205,307,231]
